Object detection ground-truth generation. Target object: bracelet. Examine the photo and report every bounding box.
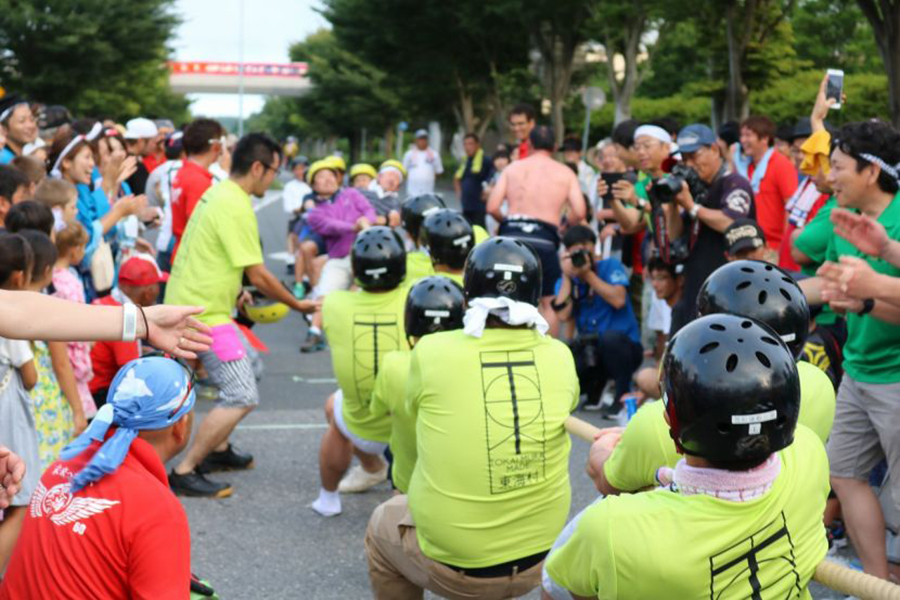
[858,298,875,315]
[136,305,150,340]
[121,304,138,342]
[689,204,701,219]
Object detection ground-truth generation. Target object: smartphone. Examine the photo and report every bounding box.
[601,172,624,203]
[826,69,844,110]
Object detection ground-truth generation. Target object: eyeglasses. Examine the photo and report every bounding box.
[260,162,279,174]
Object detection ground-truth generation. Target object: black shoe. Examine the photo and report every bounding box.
[199,444,255,472]
[300,332,326,353]
[601,399,623,418]
[169,469,233,498]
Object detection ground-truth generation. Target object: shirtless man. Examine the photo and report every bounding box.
[487,125,586,333]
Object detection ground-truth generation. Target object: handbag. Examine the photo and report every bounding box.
[90,238,115,293]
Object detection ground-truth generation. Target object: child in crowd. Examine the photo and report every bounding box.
[19,230,85,467]
[0,233,39,571]
[51,221,96,420]
[10,155,45,200]
[34,178,79,234]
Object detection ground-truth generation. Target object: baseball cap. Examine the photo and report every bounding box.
[118,254,169,286]
[415,129,428,138]
[724,218,767,256]
[676,124,717,154]
[123,117,159,140]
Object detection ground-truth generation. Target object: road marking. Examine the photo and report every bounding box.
[236,423,328,431]
[268,251,295,264]
[253,192,282,213]
[291,376,337,384]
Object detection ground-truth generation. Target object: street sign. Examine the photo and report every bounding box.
[582,87,606,111]
[398,121,409,132]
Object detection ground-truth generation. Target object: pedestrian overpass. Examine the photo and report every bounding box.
[168,61,311,96]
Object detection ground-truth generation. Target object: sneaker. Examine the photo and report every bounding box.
[601,399,623,419]
[338,464,388,493]
[169,469,233,498]
[292,281,306,300]
[199,444,254,472]
[300,332,326,353]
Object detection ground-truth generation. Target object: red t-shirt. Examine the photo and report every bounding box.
[88,295,140,393]
[517,139,531,160]
[142,153,162,175]
[0,437,190,600]
[747,150,798,250]
[170,160,214,258]
[778,184,829,271]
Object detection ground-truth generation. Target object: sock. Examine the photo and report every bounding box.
[309,326,322,337]
[311,487,341,517]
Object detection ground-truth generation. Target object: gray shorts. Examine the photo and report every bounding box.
[199,325,261,409]
[826,375,900,510]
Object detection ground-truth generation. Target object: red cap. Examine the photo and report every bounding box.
[118,255,169,286]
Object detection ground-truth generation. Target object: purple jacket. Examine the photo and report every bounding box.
[307,187,377,258]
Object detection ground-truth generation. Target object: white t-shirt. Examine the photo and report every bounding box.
[154,160,182,253]
[402,147,443,196]
[283,179,312,214]
[0,337,33,368]
[646,292,672,335]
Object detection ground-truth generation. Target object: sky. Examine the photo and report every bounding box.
[172,0,328,117]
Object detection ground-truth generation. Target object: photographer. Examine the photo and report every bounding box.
[663,124,755,334]
[553,225,642,414]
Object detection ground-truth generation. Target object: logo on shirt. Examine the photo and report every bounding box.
[30,482,121,530]
[725,189,752,215]
[353,313,401,404]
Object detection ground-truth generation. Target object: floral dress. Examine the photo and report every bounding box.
[52,267,97,418]
[31,341,73,469]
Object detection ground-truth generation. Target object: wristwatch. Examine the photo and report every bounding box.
[858,298,875,315]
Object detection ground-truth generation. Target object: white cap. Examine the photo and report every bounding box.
[415,129,428,138]
[124,117,158,140]
[23,137,47,156]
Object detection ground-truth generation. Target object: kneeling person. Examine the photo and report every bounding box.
[544,314,829,599]
[401,193,445,281]
[419,208,474,286]
[369,276,466,493]
[313,227,409,517]
[365,237,579,600]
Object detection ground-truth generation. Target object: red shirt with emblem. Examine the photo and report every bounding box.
[88,294,140,394]
[170,159,214,258]
[0,437,190,600]
[747,150,798,251]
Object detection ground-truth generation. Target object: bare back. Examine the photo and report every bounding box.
[488,152,585,227]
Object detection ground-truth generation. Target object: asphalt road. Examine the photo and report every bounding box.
[174,183,845,599]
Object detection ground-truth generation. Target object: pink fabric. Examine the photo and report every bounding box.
[51,267,97,418]
[657,453,781,502]
[209,323,246,362]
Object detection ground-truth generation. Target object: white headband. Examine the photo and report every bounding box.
[634,125,672,145]
[860,152,900,182]
[50,123,103,179]
[379,165,405,183]
[0,102,28,124]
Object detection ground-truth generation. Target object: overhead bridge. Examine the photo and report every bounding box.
[169,61,311,96]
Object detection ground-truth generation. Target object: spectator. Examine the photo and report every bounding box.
[589,137,627,219]
[508,103,536,160]
[0,357,196,600]
[33,178,78,234]
[402,129,443,196]
[145,118,174,173]
[0,165,30,227]
[561,136,596,196]
[553,225,641,414]
[148,131,185,279]
[21,137,47,163]
[170,118,225,259]
[666,123,755,334]
[483,148,511,234]
[717,120,740,173]
[0,97,38,164]
[292,160,339,303]
[284,156,312,261]
[454,132,493,229]
[788,117,813,171]
[724,218,768,261]
[736,115,799,251]
[122,117,159,195]
[10,156,45,199]
[774,121,794,159]
[5,201,53,238]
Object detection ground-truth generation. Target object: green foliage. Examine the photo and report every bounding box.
[750,70,890,123]
[791,0,883,73]
[589,94,713,137]
[0,0,189,121]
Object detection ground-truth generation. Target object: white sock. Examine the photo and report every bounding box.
[311,487,341,517]
[309,326,322,337]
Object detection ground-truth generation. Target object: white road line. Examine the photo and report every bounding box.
[236,423,328,431]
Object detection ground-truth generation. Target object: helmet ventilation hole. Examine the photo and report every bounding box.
[756,352,771,368]
[760,336,779,346]
[740,266,754,273]
[779,288,792,301]
[726,354,739,372]
[758,290,768,304]
[700,342,719,354]
[710,323,726,331]
[741,320,752,329]
[736,281,752,290]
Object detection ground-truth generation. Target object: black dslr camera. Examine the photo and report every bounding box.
[570,249,593,268]
[648,163,708,206]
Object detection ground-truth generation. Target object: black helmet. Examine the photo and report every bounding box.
[662,313,800,465]
[421,209,474,270]
[351,226,406,291]
[401,193,446,242]
[405,276,465,338]
[697,260,810,358]
[463,237,541,306]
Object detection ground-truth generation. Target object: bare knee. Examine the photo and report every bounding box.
[324,393,335,422]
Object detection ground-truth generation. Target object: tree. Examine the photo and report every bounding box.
[0,0,188,121]
[856,0,900,126]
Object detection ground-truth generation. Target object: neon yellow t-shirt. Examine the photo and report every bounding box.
[407,328,579,568]
[323,287,410,442]
[603,361,835,492]
[432,270,464,287]
[547,425,829,600]
[473,225,489,244]
[369,350,415,493]
[406,251,435,282]
[165,180,263,326]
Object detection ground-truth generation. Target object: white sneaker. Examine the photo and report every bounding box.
[338,465,388,493]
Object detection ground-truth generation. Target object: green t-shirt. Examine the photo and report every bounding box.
[794,197,838,326]
[825,193,900,383]
[603,361,835,492]
[633,176,653,231]
[473,225,490,244]
[165,180,263,326]
[547,425,829,600]
[407,328,579,568]
[369,350,416,493]
[322,286,410,441]
[406,251,435,282]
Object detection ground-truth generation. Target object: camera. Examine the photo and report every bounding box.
[572,333,599,370]
[570,249,592,268]
[648,163,708,207]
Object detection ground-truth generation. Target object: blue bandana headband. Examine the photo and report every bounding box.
[60,356,196,493]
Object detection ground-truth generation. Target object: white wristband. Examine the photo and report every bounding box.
[689,204,701,219]
[122,303,138,342]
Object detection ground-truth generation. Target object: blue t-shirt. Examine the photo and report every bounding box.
[555,258,640,343]
[0,147,15,164]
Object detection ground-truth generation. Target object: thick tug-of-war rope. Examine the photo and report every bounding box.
[563,416,900,600]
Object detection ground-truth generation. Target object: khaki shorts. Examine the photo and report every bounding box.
[826,375,900,510]
[313,256,353,298]
[364,495,543,600]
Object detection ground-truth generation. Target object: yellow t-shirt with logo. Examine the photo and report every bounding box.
[603,361,835,492]
[406,251,435,282]
[369,350,416,493]
[407,328,579,568]
[323,287,410,442]
[547,425,829,600]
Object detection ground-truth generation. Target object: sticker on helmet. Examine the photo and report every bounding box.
[423,310,450,318]
[452,235,472,247]
[364,267,388,279]
[780,333,796,343]
[494,263,523,281]
[422,206,441,217]
[731,410,777,424]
